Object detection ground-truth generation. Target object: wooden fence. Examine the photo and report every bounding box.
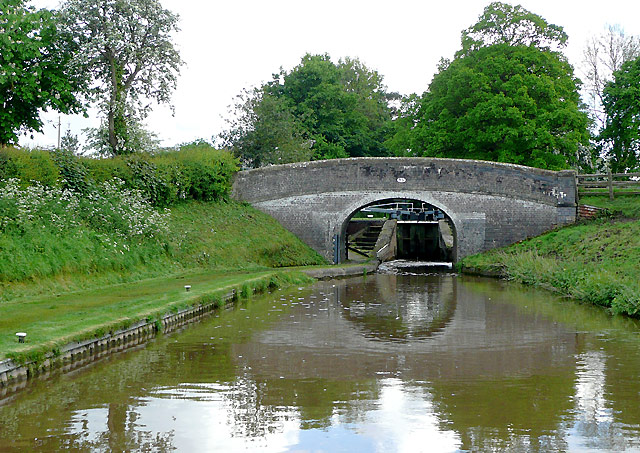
[577,170,640,200]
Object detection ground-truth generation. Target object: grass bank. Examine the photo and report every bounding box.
[1,195,326,363]
[1,199,325,302]
[1,269,313,363]
[461,195,640,316]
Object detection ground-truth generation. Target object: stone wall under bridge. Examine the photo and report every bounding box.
[231,157,577,263]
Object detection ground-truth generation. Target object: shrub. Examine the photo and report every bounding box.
[0,145,238,206]
[49,149,90,194]
[84,156,133,184]
[0,148,59,186]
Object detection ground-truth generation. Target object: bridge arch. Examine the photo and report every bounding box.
[340,194,458,262]
[232,157,577,263]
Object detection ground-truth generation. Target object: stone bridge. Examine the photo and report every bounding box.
[231,157,577,263]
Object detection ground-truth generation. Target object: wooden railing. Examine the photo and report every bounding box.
[577,170,640,200]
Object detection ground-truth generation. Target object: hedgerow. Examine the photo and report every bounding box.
[0,145,238,206]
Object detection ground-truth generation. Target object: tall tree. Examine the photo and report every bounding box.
[222,54,394,167]
[383,93,420,156]
[458,1,568,56]
[0,0,85,145]
[406,3,589,170]
[59,0,183,156]
[412,44,589,170]
[599,56,640,172]
[220,86,312,168]
[582,25,640,132]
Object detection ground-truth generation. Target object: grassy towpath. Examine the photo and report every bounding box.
[0,268,311,362]
[460,195,640,316]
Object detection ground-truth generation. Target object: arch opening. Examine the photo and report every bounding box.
[341,198,456,264]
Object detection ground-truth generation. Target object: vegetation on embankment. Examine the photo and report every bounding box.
[0,145,326,362]
[0,197,326,303]
[461,196,640,317]
[0,145,325,301]
[579,195,640,219]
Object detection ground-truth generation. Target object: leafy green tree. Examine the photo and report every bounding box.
[582,26,640,132]
[59,0,183,156]
[275,54,392,159]
[220,86,312,167]
[412,44,589,170]
[222,54,394,167]
[599,56,640,172]
[384,94,420,156]
[405,3,589,170]
[459,1,567,56]
[0,0,85,145]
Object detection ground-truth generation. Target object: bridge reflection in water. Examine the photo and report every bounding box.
[1,274,639,452]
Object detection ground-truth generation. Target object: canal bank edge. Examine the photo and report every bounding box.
[302,262,379,280]
[0,263,377,396]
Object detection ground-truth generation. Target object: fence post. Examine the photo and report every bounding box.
[608,168,614,200]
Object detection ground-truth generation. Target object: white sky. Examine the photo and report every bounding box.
[22,0,640,149]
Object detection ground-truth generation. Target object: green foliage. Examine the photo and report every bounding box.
[59,0,183,156]
[84,116,160,157]
[0,147,59,186]
[579,195,640,219]
[459,1,568,56]
[411,44,589,170]
[599,55,640,172]
[0,191,325,298]
[171,146,238,202]
[461,218,640,317]
[49,148,90,193]
[582,26,640,135]
[0,0,85,145]
[86,148,238,206]
[60,129,81,154]
[384,94,420,156]
[222,88,313,167]
[222,54,394,167]
[0,145,238,207]
[0,178,171,282]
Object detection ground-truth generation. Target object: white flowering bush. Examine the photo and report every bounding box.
[0,178,171,282]
[0,178,169,239]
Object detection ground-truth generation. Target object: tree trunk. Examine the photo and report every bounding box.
[108,106,118,155]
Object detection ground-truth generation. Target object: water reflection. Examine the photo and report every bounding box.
[338,274,456,341]
[1,274,640,452]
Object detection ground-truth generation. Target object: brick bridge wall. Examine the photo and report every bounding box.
[232,157,577,263]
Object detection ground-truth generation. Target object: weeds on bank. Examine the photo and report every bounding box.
[462,217,640,317]
[0,178,171,287]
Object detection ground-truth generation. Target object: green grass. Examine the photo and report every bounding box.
[0,268,313,362]
[461,201,640,316]
[167,200,326,269]
[579,195,640,219]
[0,199,325,302]
[0,197,327,362]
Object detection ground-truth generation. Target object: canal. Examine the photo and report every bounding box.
[1,270,639,452]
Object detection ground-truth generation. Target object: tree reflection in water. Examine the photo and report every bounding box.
[0,274,640,451]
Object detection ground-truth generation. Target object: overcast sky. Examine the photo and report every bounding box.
[22,0,640,149]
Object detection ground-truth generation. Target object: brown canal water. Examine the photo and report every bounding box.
[1,272,640,452]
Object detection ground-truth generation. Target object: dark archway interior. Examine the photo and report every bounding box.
[345,198,455,262]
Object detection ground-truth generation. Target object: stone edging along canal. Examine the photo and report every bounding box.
[0,263,378,399]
